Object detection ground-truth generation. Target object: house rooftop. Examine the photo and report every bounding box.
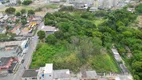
[41,25,58,32]
[53,69,70,79]
[0,57,12,66]
[0,44,22,58]
[0,40,27,48]
[22,70,38,78]
[81,70,97,79]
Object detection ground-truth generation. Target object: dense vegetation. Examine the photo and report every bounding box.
[135,3,142,14]
[31,5,142,80]
[5,7,16,14]
[22,0,32,5]
[31,11,120,72]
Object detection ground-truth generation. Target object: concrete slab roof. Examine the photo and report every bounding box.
[53,69,70,79]
[22,70,38,78]
[0,57,13,66]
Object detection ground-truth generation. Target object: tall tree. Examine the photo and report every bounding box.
[28,9,35,16]
[135,3,142,14]
[22,0,32,5]
[15,12,21,16]
[37,30,45,40]
[21,9,26,14]
[46,34,57,44]
[5,7,16,14]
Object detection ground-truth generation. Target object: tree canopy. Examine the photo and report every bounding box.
[135,3,142,14]
[22,0,32,5]
[31,8,142,79]
[5,7,16,14]
[15,12,21,16]
[37,30,45,40]
[21,9,26,14]
[28,9,35,15]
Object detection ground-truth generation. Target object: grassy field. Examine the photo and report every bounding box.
[30,42,67,69]
[91,54,120,72]
[30,42,120,73]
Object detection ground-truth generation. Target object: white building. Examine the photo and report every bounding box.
[22,63,71,80]
[37,63,53,80]
[37,63,70,80]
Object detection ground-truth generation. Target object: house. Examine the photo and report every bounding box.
[41,25,58,35]
[80,70,98,80]
[22,70,38,80]
[37,63,71,80]
[22,63,71,80]
[98,0,131,9]
[9,0,18,4]
[10,25,21,35]
[0,38,30,63]
[0,57,18,72]
[0,24,6,33]
[8,62,18,73]
[37,63,53,80]
[0,14,8,23]
[32,16,42,24]
[67,0,94,9]
[53,69,70,80]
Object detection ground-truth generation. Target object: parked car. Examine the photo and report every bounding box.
[21,59,25,64]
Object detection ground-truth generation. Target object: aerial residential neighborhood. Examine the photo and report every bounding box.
[0,0,142,80]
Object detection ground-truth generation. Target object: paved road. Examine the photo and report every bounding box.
[13,36,38,80]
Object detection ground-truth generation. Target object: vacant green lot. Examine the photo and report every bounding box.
[91,54,119,72]
[30,42,120,72]
[30,11,121,73]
